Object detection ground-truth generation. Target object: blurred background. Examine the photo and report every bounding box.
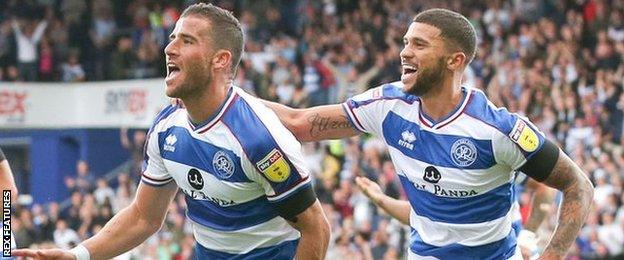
[1,0,623,259]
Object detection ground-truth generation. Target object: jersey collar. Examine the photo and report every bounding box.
[188,86,236,133]
[418,86,472,129]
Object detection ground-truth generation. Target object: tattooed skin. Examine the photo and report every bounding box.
[541,150,594,258]
[307,113,352,138]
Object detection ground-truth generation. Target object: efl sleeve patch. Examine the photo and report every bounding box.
[256,149,291,182]
[509,119,540,152]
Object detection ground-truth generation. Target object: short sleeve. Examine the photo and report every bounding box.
[342,83,415,136]
[221,94,312,204]
[496,115,548,170]
[140,105,177,187]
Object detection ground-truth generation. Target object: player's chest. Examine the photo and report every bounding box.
[157,127,261,202]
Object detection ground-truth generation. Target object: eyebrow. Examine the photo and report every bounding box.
[169,32,199,42]
[404,36,431,45]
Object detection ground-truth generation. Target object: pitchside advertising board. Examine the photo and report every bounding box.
[0,79,170,129]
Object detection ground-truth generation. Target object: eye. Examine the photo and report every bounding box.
[183,39,192,44]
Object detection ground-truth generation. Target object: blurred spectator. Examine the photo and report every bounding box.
[11,17,48,81]
[53,220,80,250]
[110,36,136,79]
[75,160,94,193]
[120,128,147,177]
[93,178,115,207]
[61,49,85,82]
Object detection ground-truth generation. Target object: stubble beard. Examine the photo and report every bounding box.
[405,58,447,97]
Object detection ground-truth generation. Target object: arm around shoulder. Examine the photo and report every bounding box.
[261,100,359,142]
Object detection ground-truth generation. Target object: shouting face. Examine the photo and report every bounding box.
[399,22,450,96]
[164,16,214,99]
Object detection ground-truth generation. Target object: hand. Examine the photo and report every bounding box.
[355,176,384,205]
[517,229,539,259]
[11,248,76,260]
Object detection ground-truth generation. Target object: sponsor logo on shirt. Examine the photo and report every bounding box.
[256,149,291,182]
[164,134,177,152]
[398,130,416,150]
[509,119,540,152]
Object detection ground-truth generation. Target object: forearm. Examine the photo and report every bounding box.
[376,196,411,225]
[295,229,330,260]
[0,160,18,203]
[292,200,330,260]
[541,179,593,258]
[262,101,358,142]
[81,203,162,259]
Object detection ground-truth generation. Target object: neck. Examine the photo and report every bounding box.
[419,73,464,121]
[183,78,232,125]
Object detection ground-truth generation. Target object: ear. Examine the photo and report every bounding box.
[211,50,232,71]
[447,52,467,70]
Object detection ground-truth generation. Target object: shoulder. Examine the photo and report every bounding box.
[221,87,288,151]
[149,104,181,133]
[463,88,520,135]
[464,88,543,154]
[347,81,416,108]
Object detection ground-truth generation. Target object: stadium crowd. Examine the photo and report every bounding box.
[3,0,624,259]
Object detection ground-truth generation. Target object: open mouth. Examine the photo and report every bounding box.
[168,64,180,75]
[166,63,181,81]
[402,64,418,75]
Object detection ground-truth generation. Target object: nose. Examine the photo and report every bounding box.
[164,40,177,58]
[400,45,413,61]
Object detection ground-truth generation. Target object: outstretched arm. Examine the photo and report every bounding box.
[13,180,178,259]
[539,150,593,259]
[263,101,360,142]
[355,176,410,225]
[0,149,18,203]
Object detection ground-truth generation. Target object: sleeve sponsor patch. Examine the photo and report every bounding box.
[509,119,540,152]
[256,149,291,182]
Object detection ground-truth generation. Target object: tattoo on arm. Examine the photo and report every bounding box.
[541,151,593,257]
[307,113,352,138]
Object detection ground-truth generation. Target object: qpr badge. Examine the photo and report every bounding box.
[450,138,477,167]
[213,150,235,179]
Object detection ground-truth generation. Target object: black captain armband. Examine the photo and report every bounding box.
[518,138,560,182]
[0,148,5,162]
[275,184,317,222]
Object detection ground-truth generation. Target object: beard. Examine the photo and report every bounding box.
[405,57,446,97]
[167,60,212,99]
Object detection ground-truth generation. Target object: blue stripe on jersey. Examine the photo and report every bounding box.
[463,91,545,159]
[399,175,515,224]
[158,126,249,183]
[143,104,180,172]
[185,194,278,231]
[383,111,495,169]
[221,95,304,196]
[409,220,520,260]
[463,91,516,134]
[194,239,298,259]
[347,83,416,108]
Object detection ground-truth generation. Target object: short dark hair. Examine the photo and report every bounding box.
[413,8,477,65]
[181,3,244,75]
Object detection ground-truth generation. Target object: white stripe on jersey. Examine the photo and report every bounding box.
[163,160,265,203]
[409,202,519,247]
[191,217,300,254]
[392,145,513,193]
